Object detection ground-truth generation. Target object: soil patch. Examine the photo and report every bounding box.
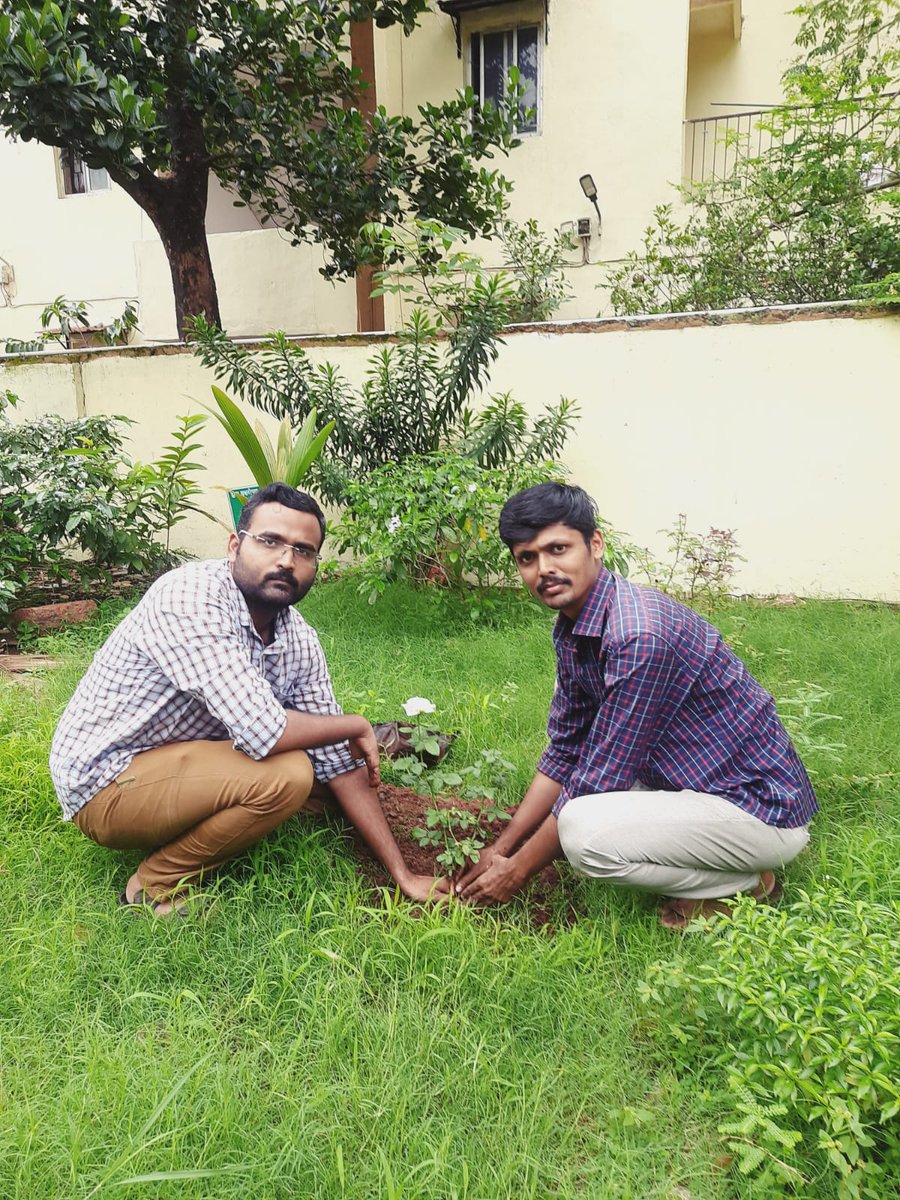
[352,783,582,931]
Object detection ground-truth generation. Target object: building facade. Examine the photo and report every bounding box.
[0,1,799,345]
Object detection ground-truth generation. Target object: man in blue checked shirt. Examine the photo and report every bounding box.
[455,482,816,928]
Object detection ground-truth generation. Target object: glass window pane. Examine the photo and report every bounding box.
[482,30,505,109]
[87,166,109,191]
[471,33,481,105]
[517,26,538,131]
[71,154,86,194]
[60,149,75,195]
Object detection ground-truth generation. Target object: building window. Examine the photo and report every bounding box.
[471,25,540,133]
[58,149,110,196]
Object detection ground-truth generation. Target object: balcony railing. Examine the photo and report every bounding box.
[683,94,899,187]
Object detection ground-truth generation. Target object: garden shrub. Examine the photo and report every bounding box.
[641,889,900,1198]
[0,397,207,622]
[191,303,578,504]
[333,452,631,619]
[190,219,580,504]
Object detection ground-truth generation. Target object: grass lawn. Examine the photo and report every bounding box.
[1,581,897,1199]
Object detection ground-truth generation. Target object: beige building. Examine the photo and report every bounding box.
[0,2,799,345]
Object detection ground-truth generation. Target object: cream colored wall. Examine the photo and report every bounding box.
[136,229,358,342]
[0,136,146,341]
[379,4,692,320]
[5,309,898,599]
[686,1,799,118]
[0,135,357,345]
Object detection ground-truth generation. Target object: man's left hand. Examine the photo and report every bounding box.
[458,854,524,905]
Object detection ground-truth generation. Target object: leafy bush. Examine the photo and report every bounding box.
[604,2,900,314]
[190,219,579,503]
[366,216,574,325]
[1,295,138,354]
[0,398,209,622]
[333,453,629,619]
[641,889,900,1198]
[191,305,576,504]
[498,217,576,322]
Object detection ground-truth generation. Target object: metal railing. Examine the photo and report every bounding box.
[683,93,900,187]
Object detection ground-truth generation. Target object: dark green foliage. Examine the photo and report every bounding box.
[332,452,631,620]
[333,453,554,617]
[0,399,209,620]
[190,302,579,503]
[643,889,900,1197]
[0,1,520,333]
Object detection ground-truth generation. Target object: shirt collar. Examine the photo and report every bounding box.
[556,566,616,640]
[223,560,291,645]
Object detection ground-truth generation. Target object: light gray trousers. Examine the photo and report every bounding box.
[556,787,810,900]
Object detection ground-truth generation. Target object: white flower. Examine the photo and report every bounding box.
[387,515,401,533]
[467,483,477,493]
[403,696,436,717]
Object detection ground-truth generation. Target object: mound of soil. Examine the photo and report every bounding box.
[352,783,581,931]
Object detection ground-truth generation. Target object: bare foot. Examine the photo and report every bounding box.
[659,871,783,931]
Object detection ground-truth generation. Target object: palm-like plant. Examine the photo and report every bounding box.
[203,385,334,488]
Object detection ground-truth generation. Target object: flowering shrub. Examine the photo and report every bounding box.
[632,513,745,613]
[334,452,630,619]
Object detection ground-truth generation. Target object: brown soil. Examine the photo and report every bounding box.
[351,783,582,931]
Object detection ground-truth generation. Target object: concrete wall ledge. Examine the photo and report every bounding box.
[1,299,895,366]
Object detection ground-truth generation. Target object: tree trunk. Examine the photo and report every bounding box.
[116,164,221,340]
[147,186,221,339]
[350,18,385,333]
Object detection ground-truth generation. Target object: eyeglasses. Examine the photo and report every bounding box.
[238,530,321,565]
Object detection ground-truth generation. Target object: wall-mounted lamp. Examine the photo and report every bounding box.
[579,173,602,236]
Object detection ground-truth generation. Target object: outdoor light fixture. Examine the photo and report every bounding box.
[579,173,602,233]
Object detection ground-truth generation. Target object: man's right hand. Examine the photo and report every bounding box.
[348,723,381,788]
[454,844,501,893]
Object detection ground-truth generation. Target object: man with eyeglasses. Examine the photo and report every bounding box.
[50,483,441,916]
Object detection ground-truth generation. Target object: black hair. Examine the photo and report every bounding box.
[237,483,326,546]
[499,482,598,549]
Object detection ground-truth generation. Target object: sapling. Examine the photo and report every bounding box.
[404,748,515,874]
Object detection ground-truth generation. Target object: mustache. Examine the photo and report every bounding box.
[537,576,571,593]
[265,571,298,587]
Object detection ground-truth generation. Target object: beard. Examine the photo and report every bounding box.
[231,559,314,611]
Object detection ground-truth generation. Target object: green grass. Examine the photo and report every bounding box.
[1,583,897,1198]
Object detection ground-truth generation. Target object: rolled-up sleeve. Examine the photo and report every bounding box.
[286,627,363,782]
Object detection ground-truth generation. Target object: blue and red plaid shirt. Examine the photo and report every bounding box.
[538,568,817,828]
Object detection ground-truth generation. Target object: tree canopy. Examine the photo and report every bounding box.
[0,1,519,336]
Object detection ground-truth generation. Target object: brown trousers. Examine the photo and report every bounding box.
[73,739,314,898]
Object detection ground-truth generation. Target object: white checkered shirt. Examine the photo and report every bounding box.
[50,559,361,819]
